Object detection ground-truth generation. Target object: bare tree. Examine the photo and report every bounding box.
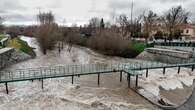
[37,11,54,25]
[36,11,60,55]
[88,17,101,34]
[117,14,128,37]
[143,10,158,39]
[89,17,100,28]
[7,26,20,38]
[162,6,190,40]
[126,15,142,38]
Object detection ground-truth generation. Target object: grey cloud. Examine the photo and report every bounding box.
[156,0,191,3]
[109,0,131,10]
[0,0,27,11]
[6,14,34,22]
[0,0,195,25]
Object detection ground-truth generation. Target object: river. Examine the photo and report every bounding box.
[0,36,160,110]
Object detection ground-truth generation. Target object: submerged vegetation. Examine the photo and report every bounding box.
[64,31,146,58]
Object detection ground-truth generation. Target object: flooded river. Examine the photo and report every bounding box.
[0,36,159,110]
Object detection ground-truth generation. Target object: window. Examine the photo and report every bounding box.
[186,30,189,33]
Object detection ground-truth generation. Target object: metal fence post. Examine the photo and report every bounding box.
[136,75,138,88]
[41,79,43,89]
[163,67,166,75]
[98,73,100,86]
[192,65,194,71]
[146,69,148,78]
[120,71,122,82]
[178,66,180,74]
[5,82,8,94]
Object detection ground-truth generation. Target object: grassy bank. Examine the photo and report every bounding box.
[130,42,147,53]
[7,37,36,57]
[0,35,6,40]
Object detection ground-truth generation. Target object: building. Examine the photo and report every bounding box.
[178,24,195,40]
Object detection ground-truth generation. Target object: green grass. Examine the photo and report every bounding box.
[7,38,34,55]
[0,35,6,41]
[130,42,147,53]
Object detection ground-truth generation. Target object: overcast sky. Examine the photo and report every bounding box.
[0,0,195,26]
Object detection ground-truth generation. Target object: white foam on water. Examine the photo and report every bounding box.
[138,67,195,97]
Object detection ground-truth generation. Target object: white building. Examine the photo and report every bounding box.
[179,24,195,40]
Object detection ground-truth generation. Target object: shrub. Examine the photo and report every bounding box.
[130,42,146,53]
[64,31,145,58]
[87,32,140,58]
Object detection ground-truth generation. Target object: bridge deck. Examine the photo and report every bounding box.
[0,62,195,84]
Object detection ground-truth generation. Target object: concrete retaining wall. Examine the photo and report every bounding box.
[155,46,195,58]
[0,48,14,69]
[0,48,31,69]
[146,48,193,59]
[137,48,195,64]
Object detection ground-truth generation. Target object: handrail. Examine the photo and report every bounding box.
[0,62,195,83]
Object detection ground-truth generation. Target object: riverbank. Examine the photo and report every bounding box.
[0,35,36,70]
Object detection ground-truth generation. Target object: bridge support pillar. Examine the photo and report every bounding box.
[178,66,181,74]
[192,65,194,71]
[163,67,166,75]
[120,71,122,82]
[146,69,148,78]
[136,75,138,88]
[5,82,8,94]
[41,79,43,89]
[98,73,100,86]
[128,74,131,88]
[72,76,74,84]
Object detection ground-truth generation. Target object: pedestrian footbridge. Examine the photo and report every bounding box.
[1,62,195,94]
[1,62,195,110]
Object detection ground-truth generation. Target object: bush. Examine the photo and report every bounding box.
[64,31,146,58]
[87,32,140,58]
[130,42,146,53]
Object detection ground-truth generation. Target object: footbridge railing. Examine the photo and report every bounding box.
[1,62,195,94]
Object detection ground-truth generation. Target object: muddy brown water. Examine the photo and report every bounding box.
[0,37,160,110]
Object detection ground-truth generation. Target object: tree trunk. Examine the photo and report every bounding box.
[43,49,47,55]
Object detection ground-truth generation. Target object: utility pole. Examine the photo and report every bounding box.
[130,0,134,38]
[36,7,42,25]
[130,0,134,25]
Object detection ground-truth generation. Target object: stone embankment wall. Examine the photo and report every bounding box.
[0,48,31,69]
[137,47,195,64]
[155,46,195,58]
[146,48,193,59]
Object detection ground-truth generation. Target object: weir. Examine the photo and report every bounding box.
[0,62,195,94]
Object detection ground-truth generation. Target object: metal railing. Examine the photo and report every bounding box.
[0,62,195,83]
